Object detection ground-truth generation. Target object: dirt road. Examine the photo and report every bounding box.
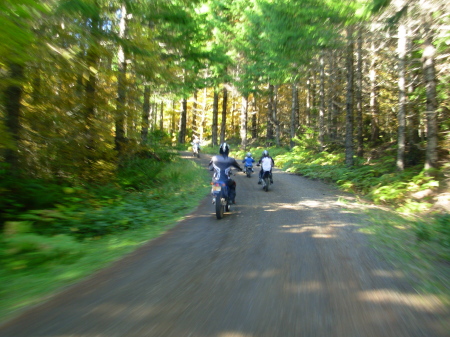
[0,153,448,337]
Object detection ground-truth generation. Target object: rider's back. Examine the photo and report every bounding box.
[210,155,239,182]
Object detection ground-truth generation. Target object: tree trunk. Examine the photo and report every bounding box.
[159,100,164,130]
[306,77,311,127]
[212,88,219,146]
[369,27,380,144]
[274,85,280,146]
[328,51,338,142]
[115,3,128,153]
[178,98,187,144]
[200,87,208,142]
[356,28,364,158]
[83,12,100,175]
[319,53,325,151]
[266,83,274,143]
[310,71,317,126]
[192,90,197,133]
[397,23,407,171]
[3,62,24,175]
[240,95,248,150]
[220,86,228,143]
[290,82,299,148]
[141,85,150,144]
[345,26,354,167]
[406,34,421,165]
[252,95,257,139]
[422,26,438,172]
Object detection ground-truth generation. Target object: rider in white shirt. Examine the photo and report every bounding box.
[257,150,274,184]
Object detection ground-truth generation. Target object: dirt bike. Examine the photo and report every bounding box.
[192,143,200,158]
[261,170,272,192]
[211,180,232,219]
[243,164,253,178]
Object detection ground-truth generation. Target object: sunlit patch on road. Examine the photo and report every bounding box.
[280,224,337,238]
[218,332,254,337]
[358,290,446,312]
[285,281,323,293]
[244,269,279,280]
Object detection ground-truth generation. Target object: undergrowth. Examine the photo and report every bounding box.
[0,155,211,322]
[272,134,449,303]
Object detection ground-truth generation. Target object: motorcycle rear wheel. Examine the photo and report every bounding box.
[263,177,270,192]
[215,192,224,219]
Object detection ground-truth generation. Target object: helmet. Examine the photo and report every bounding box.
[247,152,252,157]
[263,150,269,157]
[219,143,230,156]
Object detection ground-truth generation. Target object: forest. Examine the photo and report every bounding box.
[2,0,449,188]
[0,0,449,317]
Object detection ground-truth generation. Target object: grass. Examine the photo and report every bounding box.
[0,156,211,323]
[268,136,450,307]
[1,142,448,323]
[360,209,450,306]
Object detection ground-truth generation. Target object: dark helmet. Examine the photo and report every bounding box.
[219,142,230,156]
[263,150,269,157]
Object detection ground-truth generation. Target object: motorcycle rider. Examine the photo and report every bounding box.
[208,143,243,204]
[257,150,274,184]
[242,152,255,173]
[191,136,201,153]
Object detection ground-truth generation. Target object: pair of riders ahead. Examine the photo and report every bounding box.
[242,151,274,184]
[208,144,274,204]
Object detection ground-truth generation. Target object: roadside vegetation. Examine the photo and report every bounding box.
[229,136,449,306]
[0,142,211,322]
[1,0,449,325]
[1,138,448,322]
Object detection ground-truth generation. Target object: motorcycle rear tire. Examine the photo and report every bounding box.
[215,192,224,219]
[263,177,270,192]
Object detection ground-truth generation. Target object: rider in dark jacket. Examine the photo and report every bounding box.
[208,143,242,204]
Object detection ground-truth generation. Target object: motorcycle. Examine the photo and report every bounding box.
[261,170,272,192]
[211,180,231,219]
[243,164,253,178]
[192,143,200,158]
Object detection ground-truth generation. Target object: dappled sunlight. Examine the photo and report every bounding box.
[280,224,337,238]
[285,281,323,293]
[298,200,323,207]
[244,269,279,280]
[372,269,405,279]
[358,290,446,312]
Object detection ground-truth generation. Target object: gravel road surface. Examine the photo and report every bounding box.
[0,152,448,337]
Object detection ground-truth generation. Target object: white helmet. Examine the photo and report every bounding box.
[247,152,252,157]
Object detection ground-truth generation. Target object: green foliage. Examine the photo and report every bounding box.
[278,144,441,212]
[232,145,289,162]
[1,233,84,270]
[0,173,68,223]
[117,158,165,191]
[144,130,173,147]
[0,153,211,321]
[3,155,210,241]
[363,209,449,304]
[410,213,450,259]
